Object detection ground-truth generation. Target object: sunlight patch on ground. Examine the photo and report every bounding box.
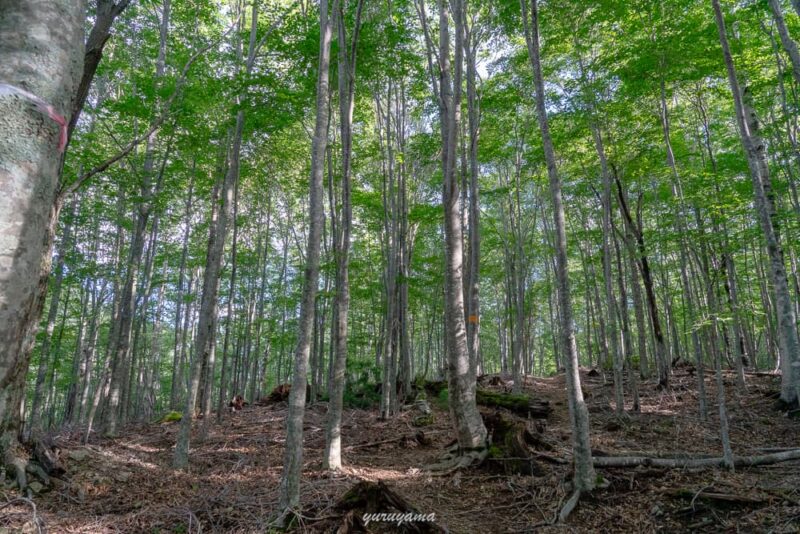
[638,405,678,416]
[337,465,423,481]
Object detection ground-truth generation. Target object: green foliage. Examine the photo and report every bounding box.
[342,360,382,409]
[435,388,449,410]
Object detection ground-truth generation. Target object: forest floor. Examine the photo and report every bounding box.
[1,367,799,533]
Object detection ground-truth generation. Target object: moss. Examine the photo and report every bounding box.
[434,388,449,409]
[154,411,182,423]
[413,414,435,427]
[475,390,530,412]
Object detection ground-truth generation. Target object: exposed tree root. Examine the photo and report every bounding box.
[4,450,29,492]
[558,490,582,523]
[2,435,65,494]
[426,443,488,474]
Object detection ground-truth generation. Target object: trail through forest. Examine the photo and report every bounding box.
[2,368,798,533]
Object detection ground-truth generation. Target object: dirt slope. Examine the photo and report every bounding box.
[1,368,798,533]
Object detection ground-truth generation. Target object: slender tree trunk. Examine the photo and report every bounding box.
[616,175,670,387]
[171,170,194,410]
[713,0,800,405]
[435,0,489,459]
[464,12,482,376]
[522,0,595,492]
[768,0,800,87]
[105,0,170,436]
[277,0,334,517]
[324,0,364,471]
[217,177,241,419]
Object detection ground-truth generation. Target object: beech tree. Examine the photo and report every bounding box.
[521,0,596,501]
[0,0,86,489]
[277,0,335,519]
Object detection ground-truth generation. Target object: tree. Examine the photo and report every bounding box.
[712,0,800,406]
[0,0,86,489]
[520,0,596,502]
[324,0,365,471]
[277,0,335,519]
[418,0,489,466]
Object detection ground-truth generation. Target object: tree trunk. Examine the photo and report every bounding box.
[521,0,595,492]
[277,0,334,517]
[768,0,800,87]
[28,199,78,435]
[464,13,482,376]
[324,0,364,471]
[436,0,489,459]
[170,169,194,410]
[105,0,170,436]
[713,0,800,405]
[0,0,85,488]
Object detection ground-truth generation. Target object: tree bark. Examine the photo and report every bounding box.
[0,0,85,488]
[436,0,488,458]
[713,0,800,405]
[324,0,364,471]
[521,0,596,492]
[28,199,77,436]
[277,0,334,517]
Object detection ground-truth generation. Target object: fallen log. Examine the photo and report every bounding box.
[594,448,800,469]
[476,389,552,418]
[670,489,766,506]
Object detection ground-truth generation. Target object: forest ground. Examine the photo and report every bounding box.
[1,368,799,533]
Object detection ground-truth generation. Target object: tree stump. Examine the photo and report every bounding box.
[483,411,556,476]
[334,480,445,533]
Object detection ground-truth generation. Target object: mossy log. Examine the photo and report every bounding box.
[154,410,182,423]
[420,381,552,419]
[476,389,552,418]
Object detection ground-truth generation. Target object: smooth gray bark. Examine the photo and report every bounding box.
[522,0,596,492]
[713,0,800,405]
[324,0,364,471]
[277,0,334,517]
[436,0,488,456]
[0,0,85,487]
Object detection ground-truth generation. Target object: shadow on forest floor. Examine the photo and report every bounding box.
[1,368,799,532]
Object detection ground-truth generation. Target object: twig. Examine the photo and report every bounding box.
[0,497,44,534]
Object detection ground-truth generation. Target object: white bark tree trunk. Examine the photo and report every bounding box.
[324,0,364,471]
[437,0,488,457]
[713,0,800,406]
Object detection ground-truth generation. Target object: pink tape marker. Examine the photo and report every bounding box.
[0,83,68,152]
